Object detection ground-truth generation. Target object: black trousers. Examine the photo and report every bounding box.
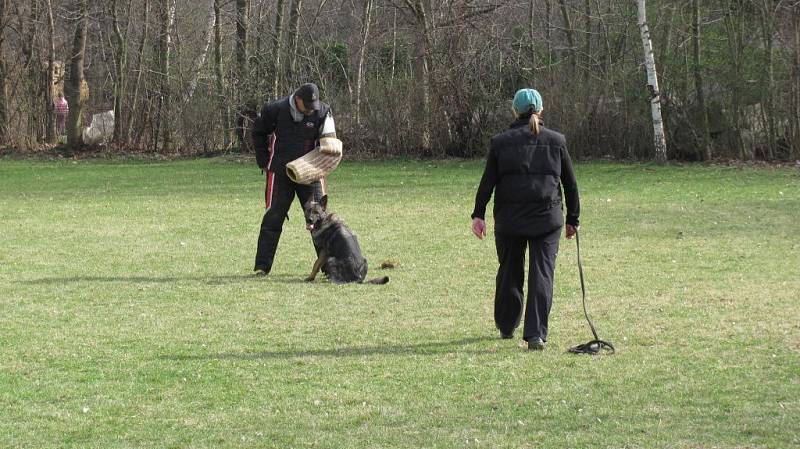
[254,169,326,272]
[494,227,561,342]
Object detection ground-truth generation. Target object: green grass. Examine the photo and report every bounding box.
[1,158,798,448]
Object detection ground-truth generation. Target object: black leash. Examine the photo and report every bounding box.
[568,230,615,355]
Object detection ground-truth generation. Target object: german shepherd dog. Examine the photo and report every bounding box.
[303,195,389,285]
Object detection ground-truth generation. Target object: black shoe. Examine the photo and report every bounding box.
[527,338,546,351]
[500,331,514,340]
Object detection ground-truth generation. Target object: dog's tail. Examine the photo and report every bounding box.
[366,276,389,285]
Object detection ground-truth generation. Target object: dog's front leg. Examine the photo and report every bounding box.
[305,250,327,282]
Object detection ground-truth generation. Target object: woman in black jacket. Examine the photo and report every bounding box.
[471,88,580,351]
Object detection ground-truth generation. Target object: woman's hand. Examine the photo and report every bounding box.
[565,224,579,239]
[472,218,487,239]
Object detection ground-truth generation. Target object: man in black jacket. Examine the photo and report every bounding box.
[251,83,337,275]
[471,88,580,351]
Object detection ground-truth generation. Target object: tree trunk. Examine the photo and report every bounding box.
[545,0,552,80]
[583,0,591,73]
[355,0,373,125]
[723,0,746,159]
[390,7,397,87]
[405,0,433,151]
[273,0,286,97]
[793,5,800,158]
[287,0,303,78]
[691,0,710,160]
[558,0,577,69]
[185,5,217,102]
[528,0,535,73]
[758,0,776,159]
[127,0,149,144]
[235,0,250,151]
[637,0,667,163]
[111,0,132,143]
[156,0,174,152]
[22,1,42,142]
[44,0,56,143]
[65,0,88,149]
[657,2,675,82]
[213,0,231,148]
[0,0,8,144]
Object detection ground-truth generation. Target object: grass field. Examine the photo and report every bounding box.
[1,157,798,448]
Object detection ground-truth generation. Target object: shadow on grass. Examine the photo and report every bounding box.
[162,336,498,361]
[19,273,306,285]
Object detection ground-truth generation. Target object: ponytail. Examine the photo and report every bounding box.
[512,105,543,135]
[529,111,541,135]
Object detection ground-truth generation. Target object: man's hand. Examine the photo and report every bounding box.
[472,218,487,240]
[566,224,579,239]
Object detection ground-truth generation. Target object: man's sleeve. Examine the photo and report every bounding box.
[560,144,580,226]
[252,103,278,169]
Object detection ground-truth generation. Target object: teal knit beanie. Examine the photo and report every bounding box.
[512,88,543,114]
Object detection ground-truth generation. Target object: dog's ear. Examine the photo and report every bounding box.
[319,195,328,210]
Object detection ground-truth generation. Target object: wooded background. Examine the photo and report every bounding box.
[1,0,798,161]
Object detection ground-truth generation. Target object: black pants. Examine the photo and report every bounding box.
[254,169,326,272]
[494,227,561,342]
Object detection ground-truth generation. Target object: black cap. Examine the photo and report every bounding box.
[295,83,321,111]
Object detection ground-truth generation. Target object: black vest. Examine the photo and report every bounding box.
[268,98,330,170]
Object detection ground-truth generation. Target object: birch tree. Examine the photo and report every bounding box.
[637,0,667,163]
[185,5,216,103]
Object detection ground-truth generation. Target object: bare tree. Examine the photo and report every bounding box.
[691,0,710,160]
[0,0,11,144]
[637,0,666,163]
[111,0,133,143]
[44,0,56,143]
[272,0,286,97]
[355,0,373,126]
[155,0,175,151]
[287,0,303,78]
[65,0,88,149]
[792,4,800,158]
[235,0,251,150]
[127,0,150,144]
[756,0,777,159]
[558,0,577,69]
[213,0,231,147]
[185,4,217,102]
[403,0,433,150]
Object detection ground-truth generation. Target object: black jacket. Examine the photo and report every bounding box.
[252,97,331,171]
[472,115,580,236]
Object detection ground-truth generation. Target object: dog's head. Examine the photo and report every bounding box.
[303,195,329,231]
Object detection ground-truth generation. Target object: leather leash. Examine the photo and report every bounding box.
[568,230,615,355]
